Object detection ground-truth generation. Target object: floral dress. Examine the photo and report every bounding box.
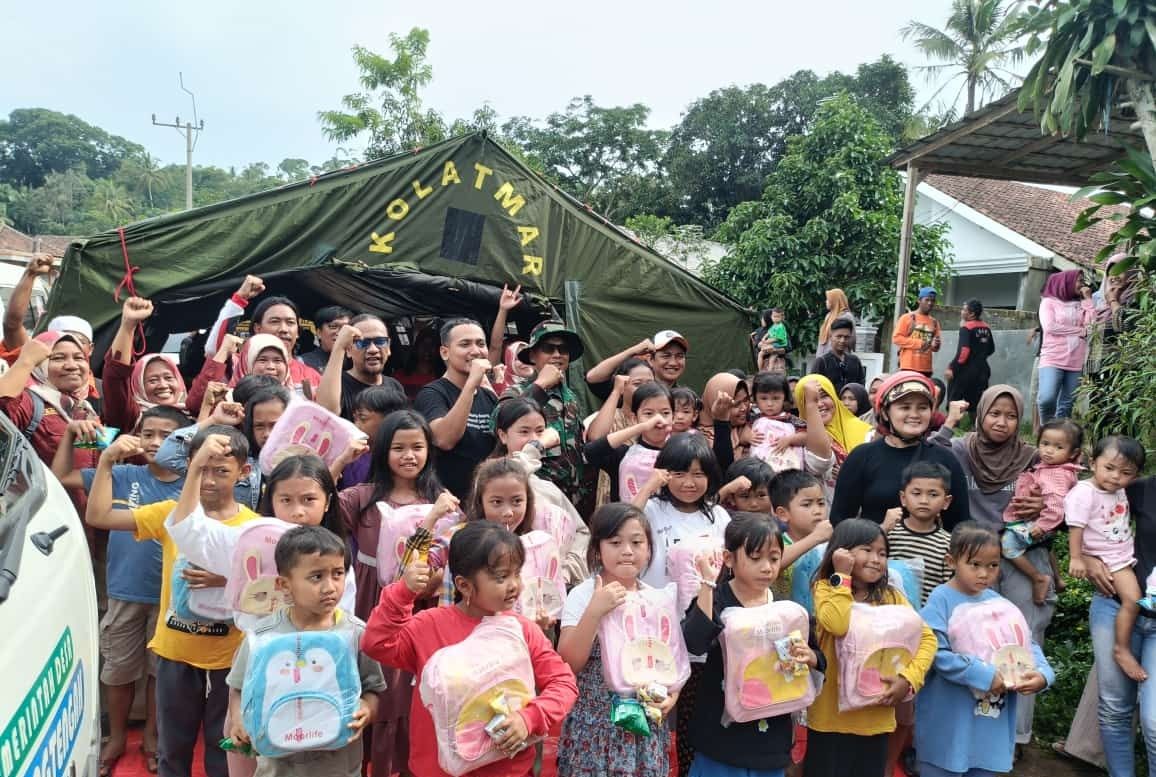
[556,639,669,777]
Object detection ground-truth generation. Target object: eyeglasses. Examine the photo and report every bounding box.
[354,336,390,350]
[536,341,570,356]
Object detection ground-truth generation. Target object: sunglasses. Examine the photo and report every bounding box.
[536,341,570,356]
[354,336,390,350]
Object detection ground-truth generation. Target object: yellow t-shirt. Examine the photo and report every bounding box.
[134,500,258,669]
[808,581,937,736]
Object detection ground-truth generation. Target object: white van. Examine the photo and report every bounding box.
[0,412,100,777]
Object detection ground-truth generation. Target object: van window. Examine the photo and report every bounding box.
[0,415,47,602]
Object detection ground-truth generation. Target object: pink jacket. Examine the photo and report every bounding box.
[1038,297,1094,371]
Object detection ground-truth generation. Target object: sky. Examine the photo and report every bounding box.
[2,0,974,172]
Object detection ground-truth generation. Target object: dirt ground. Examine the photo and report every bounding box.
[1009,743,1105,776]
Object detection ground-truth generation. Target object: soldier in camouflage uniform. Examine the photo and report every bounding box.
[500,320,593,513]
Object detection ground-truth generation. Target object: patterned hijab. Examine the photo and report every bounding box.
[27,332,96,419]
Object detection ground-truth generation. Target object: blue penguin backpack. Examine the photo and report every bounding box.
[241,625,362,757]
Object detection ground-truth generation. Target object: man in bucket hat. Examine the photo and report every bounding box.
[892,286,942,376]
[500,319,590,509]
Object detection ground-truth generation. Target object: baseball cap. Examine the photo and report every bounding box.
[519,320,584,364]
[47,315,94,342]
[918,287,938,300]
[653,330,689,352]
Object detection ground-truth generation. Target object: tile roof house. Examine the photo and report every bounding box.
[915,174,1127,311]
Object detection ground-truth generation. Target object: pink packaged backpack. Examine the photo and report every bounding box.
[374,503,436,585]
[664,534,724,613]
[224,518,292,626]
[619,445,660,502]
[599,583,691,697]
[419,615,538,776]
[836,603,924,711]
[534,503,576,556]
[946,597,1036,689]
[749,417,803,473]
[719,601,817,723]
[516,530,565,620]
[258,396,366,476]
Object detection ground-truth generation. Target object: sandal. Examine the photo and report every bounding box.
[98,755,121,777]
[141,745,159,774]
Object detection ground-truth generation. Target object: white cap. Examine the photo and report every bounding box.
[653,330,689,352]
[47,315,93,341]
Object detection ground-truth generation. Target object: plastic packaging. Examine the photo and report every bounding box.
[374,503,437,585]
[599,583,691,697]
[946,596,1036,690]
[835,603,923,711]
[258,396,366,476]
[719,601,818,724]
[665,534,724,613]
[419,615,538,776]
[516,530,565,620]
[170,556,233,624]
[240,628,362,757]
[748,417,803,473]
[224,518,292,629]
[886,557,926,610]
[74,426,119,450]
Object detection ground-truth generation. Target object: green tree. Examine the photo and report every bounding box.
[88,179,136,225]
[901,0,1024,114]
[8,167,93,234]
[705,95,951,347]
[318,28,449,159]
[120,152,168,209]
[502,96,667,221]
[277,157,311,181]
[0,108,143,187]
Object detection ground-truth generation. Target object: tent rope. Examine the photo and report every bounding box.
[114,226,146,357]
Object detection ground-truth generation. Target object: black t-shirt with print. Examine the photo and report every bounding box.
[414,377,498,499]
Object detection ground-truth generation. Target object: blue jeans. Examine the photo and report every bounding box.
[1090,594,1156,776]
[1036,366,1081,421]
[917,764,995,777]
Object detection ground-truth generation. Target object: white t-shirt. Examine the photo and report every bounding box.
[640,498,731,590]
[166,505,358,631]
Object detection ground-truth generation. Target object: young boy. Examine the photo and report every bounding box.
[770,469,833,608]
[763,307,791,351]
[670,386,701,435]
[53,405,189,774]
[226,525,385,777]
[884,461,954,606]
[719,458,774,514]
[86,425,257,777]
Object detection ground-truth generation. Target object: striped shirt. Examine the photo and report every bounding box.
[888,517,952,606]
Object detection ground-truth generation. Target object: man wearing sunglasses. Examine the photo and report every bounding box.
[317,313,405,420]
[500,319,591,510]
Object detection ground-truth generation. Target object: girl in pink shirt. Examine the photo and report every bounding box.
[1036,270,1095,421]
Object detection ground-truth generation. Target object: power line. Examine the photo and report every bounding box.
[151,72,205,210]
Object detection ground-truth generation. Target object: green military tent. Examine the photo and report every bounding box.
[45,132,753,389]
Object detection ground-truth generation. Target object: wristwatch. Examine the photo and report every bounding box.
[829,573,850,588]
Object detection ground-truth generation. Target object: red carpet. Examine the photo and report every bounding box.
[112,728,207,777]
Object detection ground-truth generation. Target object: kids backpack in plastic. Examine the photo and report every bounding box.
[419,615,538,776]
[719,600,818,724]
[534,502,577,557]
[836,602,923,711]
[170,556,233,624]
[599,583,691,697]
[225,519,292,627]
[749,417,803,473]
[516,530,565,620]
[374,503,437,585]
[886,558,926,610]
[946,597,1036,689]
[619,445,660,503]
[665,534,724,613]
[241,625,362,757]
[258,396,366,476]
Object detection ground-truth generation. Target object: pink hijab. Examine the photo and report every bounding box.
[130,354,188,411]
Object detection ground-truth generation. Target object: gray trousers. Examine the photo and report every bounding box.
[155,656,229,777]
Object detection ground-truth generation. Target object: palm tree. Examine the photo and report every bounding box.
[901,0,1024,115]
[90,179,135,225]
[123,153,166,209]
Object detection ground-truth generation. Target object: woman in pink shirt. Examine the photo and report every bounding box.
[1037,270,1094,421]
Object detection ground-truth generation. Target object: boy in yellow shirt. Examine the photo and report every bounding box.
[87,425,257,777]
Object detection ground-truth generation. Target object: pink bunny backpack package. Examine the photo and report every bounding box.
[836,603,923,711]
[719,600,817,724]
[535,502,577,556]
[374,503,439,585]
[665,534,725,613]
[516,530,566,620]
[258,397,366,476]
[749,417,803,473]
[240,627,362,757]
[225,518,293,631]
[946,596,1036,690]
[419,615,538,776]
[619,444,661,503]
[599,583,691,698]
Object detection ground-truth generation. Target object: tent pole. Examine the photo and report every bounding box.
[892,164,923,370]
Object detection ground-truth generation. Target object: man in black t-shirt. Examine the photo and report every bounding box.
[413,318,498,499]
[809,318,865,394]
[299,305,352,373]
[316,313,405,420]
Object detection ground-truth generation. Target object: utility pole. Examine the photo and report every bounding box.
[152,72,204,210]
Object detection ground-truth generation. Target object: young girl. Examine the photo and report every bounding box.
[915,523,1052,777]
[807,518,936,777]
[362,521,579,777]
[584,381,673,503]
[671,386,702,435]
[682,513,823,777]
[493,397,590,583]
[1066,435,1147,681]
[556,504,678,777]
[584,358,656,508]
[338,385,409,487]
[1002,418,1083,605]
